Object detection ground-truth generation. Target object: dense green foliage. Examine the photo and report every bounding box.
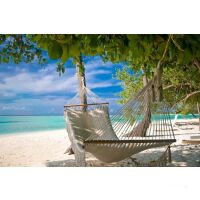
[31,34,105,74]
[163,64,200,114]
[114,35,200,114]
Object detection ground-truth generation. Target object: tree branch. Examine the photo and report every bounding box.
[171,36,184,52]
[163,84,174,90]
[163,83,192,90]
[154,35,172,78]
[179,90,200,103]
[194,60,200,73]
[160,34,173,64]
[153,35,172,101]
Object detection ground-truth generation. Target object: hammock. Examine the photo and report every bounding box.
[64,81,176,166]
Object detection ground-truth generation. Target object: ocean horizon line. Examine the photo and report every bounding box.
[0,115,64,116]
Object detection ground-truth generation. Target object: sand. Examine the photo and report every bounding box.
[0,119,200,167]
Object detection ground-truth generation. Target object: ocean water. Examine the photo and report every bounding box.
[0,116,65,135]
[0,114,199,135]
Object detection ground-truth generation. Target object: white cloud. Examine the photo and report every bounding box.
[86,69,111,77]
[0,69,77,94]
[0,96,69,115]
[85,57,114,70]
[87,81,117,89]
[2,105,26,111]
[0,56,123,115]
[0,61,120,97]
[13,96,69,106]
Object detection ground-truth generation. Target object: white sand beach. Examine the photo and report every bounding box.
[0,119,200,167]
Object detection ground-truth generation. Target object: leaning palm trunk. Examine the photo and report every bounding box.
[127,74,151,137]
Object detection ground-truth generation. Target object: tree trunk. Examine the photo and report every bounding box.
[154,35,172,102]
[155,61,163,102]
[143,73,148,86]
[142,74,151,135]
[197,102,200,131]
[127,74,151,137]
[76,54,87,107]
[65,54,87,155]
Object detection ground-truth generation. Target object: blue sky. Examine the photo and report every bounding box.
[0,54,125,115]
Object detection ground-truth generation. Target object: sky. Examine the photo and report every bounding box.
[0,54,125,115]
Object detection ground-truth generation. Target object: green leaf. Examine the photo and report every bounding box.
[169,44,175,61]
[38,38,49,50]
[48,42,63,59]
[183,49,192,64]
[89,36,98,48]
[34,34,42,42]
[56,62,65,75]
[3,56,9,63]
[61,45,69,62]
[69,44,80,57]
[177,51,184,65]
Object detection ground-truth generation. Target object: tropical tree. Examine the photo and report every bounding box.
[30,35,121,105]
[114,34,200,114]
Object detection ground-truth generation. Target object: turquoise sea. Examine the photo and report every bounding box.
[0,116,65,135]
[0,114,199,135]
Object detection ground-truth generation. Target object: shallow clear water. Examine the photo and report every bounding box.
[0,116,65,135]
[0,114,199,135]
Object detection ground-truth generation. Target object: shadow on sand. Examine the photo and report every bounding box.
[45,158,119,167]
[45,144,200,167]
[45,159,76,167]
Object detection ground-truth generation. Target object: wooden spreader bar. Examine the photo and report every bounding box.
[64,102,109,108]
[85,139,176,144]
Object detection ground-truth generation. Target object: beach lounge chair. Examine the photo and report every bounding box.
[64,81,176,166]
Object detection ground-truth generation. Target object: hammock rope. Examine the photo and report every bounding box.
[64,80,176,166]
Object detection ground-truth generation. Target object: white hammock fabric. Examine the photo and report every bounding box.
[64,81,176,166]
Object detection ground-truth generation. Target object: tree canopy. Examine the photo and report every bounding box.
[114,35,200,114]
[0,34,199,114]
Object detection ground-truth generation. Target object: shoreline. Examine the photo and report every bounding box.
[0,119,199,167]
